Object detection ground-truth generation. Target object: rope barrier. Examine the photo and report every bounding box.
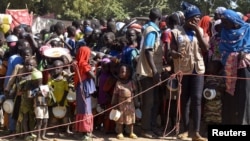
[0,63,249,139]
[0,63,175,139]
[162,71,183,137]
[0,63,72,79]
[0,62,249,80]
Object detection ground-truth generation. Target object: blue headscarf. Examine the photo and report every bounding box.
[219,9,250,65]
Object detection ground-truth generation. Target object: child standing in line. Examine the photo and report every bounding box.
[120,29,139,73]
[95,58,112,132]
[47,59,71,137]
[65,26,76,56]
[4,47,33,138]
[102,57,120,134]
[30,70,49,141]
[5,52,35,140]
[111,64,139,140]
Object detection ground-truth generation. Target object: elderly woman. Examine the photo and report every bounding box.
[219,9,250,125]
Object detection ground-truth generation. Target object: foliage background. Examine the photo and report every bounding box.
[1,0,250,21]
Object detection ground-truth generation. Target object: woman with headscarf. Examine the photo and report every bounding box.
[170,2,209,141]
[199,16,212,39]
[209,19,223,61]
[199,15,212,67]
[73,46,96,140]
[219,9,250,125]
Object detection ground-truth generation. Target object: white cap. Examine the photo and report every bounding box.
[6,35,18,42]
[116,22,125,31]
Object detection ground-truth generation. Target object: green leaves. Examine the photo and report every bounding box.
[1,0,250,21]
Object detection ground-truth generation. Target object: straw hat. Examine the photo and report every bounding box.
[3,99,14,114]
[52,106,67,118]
[109,109,121,121]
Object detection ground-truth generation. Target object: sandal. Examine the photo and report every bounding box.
[192,134,207,141]
[177,132,189,140]
[25,135,35,141]
[117,133,124,140]
[81,135,92,141]
[129,133,138,139]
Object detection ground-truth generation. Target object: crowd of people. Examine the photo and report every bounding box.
[1,1,250,141]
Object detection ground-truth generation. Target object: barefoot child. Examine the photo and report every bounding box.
[30,70,49,141]
[5,50,35,140]
[47,59,71,136]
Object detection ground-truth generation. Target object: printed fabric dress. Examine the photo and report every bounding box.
[112,80,135,125]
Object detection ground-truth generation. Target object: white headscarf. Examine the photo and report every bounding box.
[215,7,227,15]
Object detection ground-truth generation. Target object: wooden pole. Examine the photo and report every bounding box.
[6,2,10,9]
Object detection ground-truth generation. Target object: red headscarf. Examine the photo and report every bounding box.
[199,15,212,37]
[74,46,91,87]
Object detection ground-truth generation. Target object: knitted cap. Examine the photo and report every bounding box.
[181,1,201,20]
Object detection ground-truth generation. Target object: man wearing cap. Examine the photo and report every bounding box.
[170,2,209,141]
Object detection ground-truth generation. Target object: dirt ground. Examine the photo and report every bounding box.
[0,123,199,141]
[0,117,207,141]
[1,131,184,141]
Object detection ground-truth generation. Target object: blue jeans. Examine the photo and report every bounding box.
[181,74,204,132]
